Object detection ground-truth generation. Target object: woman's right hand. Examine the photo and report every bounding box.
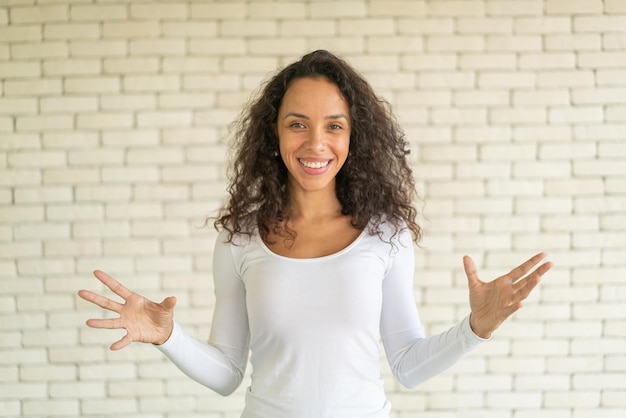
[78,270,177,350]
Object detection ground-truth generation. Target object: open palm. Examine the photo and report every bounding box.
[464,253,552,339]
[78,270,176,350]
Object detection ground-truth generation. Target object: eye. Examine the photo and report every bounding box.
[328,124,343,130]
[289,122,305,129]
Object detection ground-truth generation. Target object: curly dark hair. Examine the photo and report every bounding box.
[214,49,421,244]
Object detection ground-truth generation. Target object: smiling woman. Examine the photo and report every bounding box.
[79,49,552,418]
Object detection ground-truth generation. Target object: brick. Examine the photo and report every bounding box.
[22,329,78,348]
[490,108,546,124]
[487,179,544,196]
[77,113,133,129]
[14,186,72,203]
[16,115,73,132]
[130,3,187,19]
[220,20,277,37]
[456,126,511,142]
[137,111,193,128]
[574,124,626,140]
[70,40,127,57]
[46,203,103,220]
[513,90,570,106]
[540,143,597,160]
[248,38,308,56]
[427,35,484,52]
[188,38,247,55]
[432,108,487,125]
[102,130,159,147]
[100,94,156,111]
[520,53,576,69]
[190,2,246,19]
[478,71,536,88]
[101,167,159,183]
[0,97,38,114]
[542,214,599,231]
[64,76,120,94]
[131,220,189,237]
[418,72,474,88]
[579,52,626,68]
[15,223,70,241]
[544,391,600,408]
[133,185,188,201]
[397,18,454,34]
[573,87,626,104]
[162,21,218,37]
[402,53,456,70]
[546,0,603,15]
[487,35,542,51]
[427,1,484,16]
[40,96,98,113]
[158,93,215,109]
[162,57,220,73]
[514,17,571,33]
[75,185,131,202]
[396,91,451,106]
[49,381,105,399]
[70,5,127,21]
[44,23,100,40]
[106,203,163,219]
[103,239,160,256]
[11,42,69,60]
[42,167,99,185]
[605,0,626,12]
[487,0,543,15]
[457,17,513,33]
[0,25,41,42]
[0,62,41,78]
[44,240,101,256]
[549,107,603,124]
[0,207,44,223]
[103,21,161,39]
[4,79,62,95]
[545,34,601,51]
[125,148,183,165]
[102,58,159,75]
[10,5,68,23]
[73,221,130,238]
[459,53,516,69]
[598,69,626,86]
[124,75,180,92]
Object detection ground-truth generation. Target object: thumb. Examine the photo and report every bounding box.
[463,255,480,286]
[161,296,177,311]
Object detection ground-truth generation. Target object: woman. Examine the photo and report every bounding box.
[79,50,552,417]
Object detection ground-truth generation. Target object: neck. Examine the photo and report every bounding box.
[285,186,343,223]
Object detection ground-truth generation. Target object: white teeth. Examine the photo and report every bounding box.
[300,159,329,169]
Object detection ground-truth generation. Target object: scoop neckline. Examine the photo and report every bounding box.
[257,227,368,262]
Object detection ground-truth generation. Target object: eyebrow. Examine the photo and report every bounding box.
[283,112,348,121]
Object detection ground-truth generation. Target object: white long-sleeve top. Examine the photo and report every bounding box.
[158,222,487,417]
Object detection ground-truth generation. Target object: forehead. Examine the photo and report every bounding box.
[279,77,348,114]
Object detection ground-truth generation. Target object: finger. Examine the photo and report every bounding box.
[463,255,481,285]
[110,333,133,351]
[161,296,177,311]
[78,289,124,313]
[507,253,547,282]
[512,261,553,301]
[93,270,132,300]
[85,317,123,330]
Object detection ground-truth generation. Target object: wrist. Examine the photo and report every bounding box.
[469,314,492,339]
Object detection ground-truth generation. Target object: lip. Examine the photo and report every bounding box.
[298,158,332,175]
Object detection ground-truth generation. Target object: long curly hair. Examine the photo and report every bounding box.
[214,49,421,244]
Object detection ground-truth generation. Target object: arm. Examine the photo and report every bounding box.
[157,229,250,396]
[380,231,486,389]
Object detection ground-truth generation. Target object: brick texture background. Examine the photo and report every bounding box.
[1,0,625,417]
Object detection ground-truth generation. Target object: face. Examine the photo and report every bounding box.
[276,76,351,196]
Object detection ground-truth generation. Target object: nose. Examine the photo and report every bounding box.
[307,126,326,150]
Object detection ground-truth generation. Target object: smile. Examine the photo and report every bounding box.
[299,159,329,169]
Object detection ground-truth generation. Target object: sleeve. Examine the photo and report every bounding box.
[157,229,250,396]
[380,229,488,389]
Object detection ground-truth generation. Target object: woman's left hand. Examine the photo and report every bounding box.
[464,253,553,339]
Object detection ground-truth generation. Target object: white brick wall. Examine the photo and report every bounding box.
[1,0,624,417]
